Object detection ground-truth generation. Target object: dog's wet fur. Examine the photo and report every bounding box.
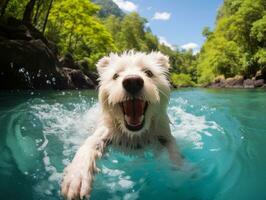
[61,51,183,200]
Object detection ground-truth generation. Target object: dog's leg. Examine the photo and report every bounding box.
[157,117,183,167]
[61,127,110,200]
[165,135,183,166]
[158,134,183,166]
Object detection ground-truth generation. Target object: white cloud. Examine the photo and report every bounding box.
[180,42,200,55]
[181,42,199,51]
[159,36,176,50]
[152,12,171,20]
[113,0,138,12]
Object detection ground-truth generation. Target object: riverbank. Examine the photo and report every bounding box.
[205,74,266,89]
[0,17,97,90]
[1,18,266,91]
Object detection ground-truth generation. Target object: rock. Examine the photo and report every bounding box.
[208,75,244,88]
[255,69,266,80]
[0,23,32,40]
[77,59,99,85]
[0,18,98,90]
[224,75,244,88]
[0,17,48,43]
[78,60,89,70]
[85,71,99,86]
[214,75,225,83]
[254,79,264,87]
[59,52,80,69]
[243,79,255,88]
[207,82,222,88]
[0,39,58,89]
[47,40,59,57]
[59,68,96,89]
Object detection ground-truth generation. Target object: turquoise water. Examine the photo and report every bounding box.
[0,89,266,200]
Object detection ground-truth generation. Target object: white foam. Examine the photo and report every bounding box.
[168,98,223,149]
[26,95,224,196]
[118,179,134,189]
[29,100,100,194]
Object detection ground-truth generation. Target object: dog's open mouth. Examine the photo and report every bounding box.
[121,99,148,131]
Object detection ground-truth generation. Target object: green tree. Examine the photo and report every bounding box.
[197,0,266,83]
[46,0,116,67]
[171,73,195,87]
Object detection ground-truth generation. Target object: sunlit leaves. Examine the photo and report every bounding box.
[198,0,266,83]
[46,0,116,67]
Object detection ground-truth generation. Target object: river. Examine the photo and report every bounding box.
[0,89,265,200]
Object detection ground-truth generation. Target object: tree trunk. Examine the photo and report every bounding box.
[0,0,10,17]
[23,0,36,24]
[42,0,53,33]
[33,0,42,26]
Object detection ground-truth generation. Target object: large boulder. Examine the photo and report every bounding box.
[243,79,255,88]
[0,17,48,43]
[223,75,244,88]
[58,68,96,89]
[0,18,97,90]
[86,71,99,86]
[0,38,58,89]
[254,79,264,87]
[208,75,244,88]
[59,52,80,69]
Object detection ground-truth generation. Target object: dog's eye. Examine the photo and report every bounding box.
[145,70,153,78]
[113,73,119,80]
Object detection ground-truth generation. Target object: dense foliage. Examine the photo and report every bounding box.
[0,0,197,87]
[45,0,116,66]
[2,0,264,87]
[171,73,195,88]
[197,0,266,83]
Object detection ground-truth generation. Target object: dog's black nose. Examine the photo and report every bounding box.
[123,75,144,94]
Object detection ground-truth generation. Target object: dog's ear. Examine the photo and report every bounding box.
[152,52,170,68]
[96,56,110,74]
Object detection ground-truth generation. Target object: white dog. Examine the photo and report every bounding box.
[61,51,183,200]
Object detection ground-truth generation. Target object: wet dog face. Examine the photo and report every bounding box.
[97,51,170,134]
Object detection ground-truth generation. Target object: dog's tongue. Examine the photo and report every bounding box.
[123,99,145,125]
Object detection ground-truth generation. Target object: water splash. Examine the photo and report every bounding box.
[168,97,224,149]
[1,89,257,200]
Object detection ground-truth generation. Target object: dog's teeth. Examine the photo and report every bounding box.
[125,115,130,123]
[140,115,144,122]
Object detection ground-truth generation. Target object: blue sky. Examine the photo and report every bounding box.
[113,0,223,53]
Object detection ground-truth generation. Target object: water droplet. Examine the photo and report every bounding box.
[46,80,51,84]
[19,68,25,73]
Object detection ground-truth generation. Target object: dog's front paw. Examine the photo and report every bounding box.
[61,161,94,200]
